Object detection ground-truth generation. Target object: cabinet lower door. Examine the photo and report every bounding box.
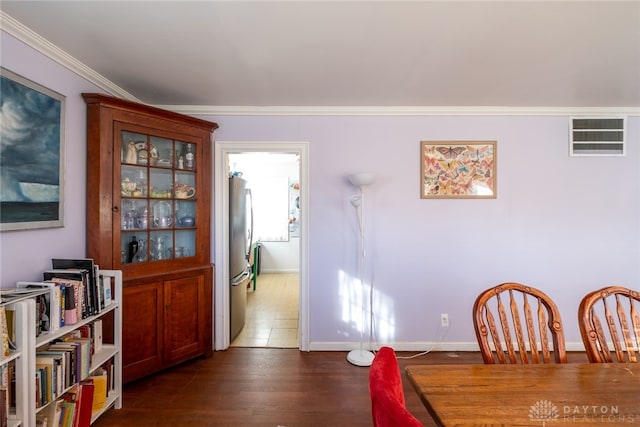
[164,273,208,366]
[122,281,164,383]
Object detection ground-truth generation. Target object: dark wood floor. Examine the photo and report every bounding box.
[93,349,589,426]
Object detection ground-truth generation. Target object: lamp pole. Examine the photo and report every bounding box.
[347,173,375,367]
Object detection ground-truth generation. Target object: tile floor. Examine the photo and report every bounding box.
[231,272,299,348]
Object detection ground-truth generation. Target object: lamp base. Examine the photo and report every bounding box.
[347,349,375,367]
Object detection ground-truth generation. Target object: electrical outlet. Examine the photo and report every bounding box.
[440,313,449,328]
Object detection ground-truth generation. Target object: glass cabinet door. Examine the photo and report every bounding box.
[119,130,198,265]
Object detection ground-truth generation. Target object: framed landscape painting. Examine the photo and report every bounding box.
[421,141,496,199]
[0,67,65,231]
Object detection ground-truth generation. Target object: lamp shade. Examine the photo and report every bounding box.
[349,172,376,188]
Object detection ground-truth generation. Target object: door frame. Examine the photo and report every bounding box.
[213,141,310,351]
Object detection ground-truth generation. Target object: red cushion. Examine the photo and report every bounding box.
[369,347,424,427]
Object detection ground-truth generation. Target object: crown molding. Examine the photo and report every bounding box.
[1,11,140,103]
[158,104,640,117]
[4,11,639,118]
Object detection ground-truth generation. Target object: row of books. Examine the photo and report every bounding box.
[35,319,104,407]
[35,365,112,427]
[0,288,51,353]
[35,323,113,427]
[0,362,15,427]
[35,377,99,427]
[0,307,12,359]
[18,258,113,336]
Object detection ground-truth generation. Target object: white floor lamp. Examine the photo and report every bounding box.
[347,172,376,367]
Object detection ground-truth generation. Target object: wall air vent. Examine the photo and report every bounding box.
[570,117,626,157]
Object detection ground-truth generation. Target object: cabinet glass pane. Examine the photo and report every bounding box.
[149,231,173,261]
[176,141,195,171]
[121,231,146,264]
[175,230,196,258]
[175,200,195,228]
[121,199,149,231]
[150,169,172,199]
[121,165,147,197]
[118,129,200,267]
[122,131,155,166]
[151,136,174,168]
[174,171,196,200]
[151,200,173,229]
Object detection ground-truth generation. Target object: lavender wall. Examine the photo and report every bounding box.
[205,114,639,347]
[2,29,638,348]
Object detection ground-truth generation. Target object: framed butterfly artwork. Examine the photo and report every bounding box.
[420,141,496,199]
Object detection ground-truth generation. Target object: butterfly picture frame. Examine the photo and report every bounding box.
[420,141,496,199]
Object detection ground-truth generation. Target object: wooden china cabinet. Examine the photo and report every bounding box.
[83,93,218,383]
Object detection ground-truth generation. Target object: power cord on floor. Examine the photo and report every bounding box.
[366,294,450,360]
[396,322,450,360]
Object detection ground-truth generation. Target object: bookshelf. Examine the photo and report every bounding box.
[5,269,122,426]
[0,294,40,427]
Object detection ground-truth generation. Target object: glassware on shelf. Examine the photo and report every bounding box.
[127,235,139,263]
[136,169,148,196]
[150,235,172,261]
[118,135,201,266]
[152,201,172,228]
[174,247,190,258]
[136,206,149,229]
[123,208,137,230]
[135,239,147,262]
[184,144,194,170]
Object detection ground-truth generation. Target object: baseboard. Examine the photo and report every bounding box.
[308,341,588,352]
[259,269,300,274]
[309,341,480,352]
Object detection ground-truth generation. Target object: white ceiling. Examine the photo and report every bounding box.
[2,1,640,113]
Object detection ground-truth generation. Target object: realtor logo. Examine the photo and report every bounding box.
[530,400,559,425]
[530,400,636,424]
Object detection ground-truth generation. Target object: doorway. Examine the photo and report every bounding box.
[213,142,309,351]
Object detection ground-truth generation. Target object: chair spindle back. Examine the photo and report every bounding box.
[473,282,567,364]
[578,286,640,363]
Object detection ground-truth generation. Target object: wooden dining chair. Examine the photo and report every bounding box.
[578,286,640,363]
[473,282,567,364]
[369,346,424,427]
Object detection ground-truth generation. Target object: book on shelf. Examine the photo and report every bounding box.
[48,398,65,427]
[47,342,81,386]
[39,348,71,391]
[43,270,89,321]
[51,258,102,316]
[0,386,6,427]
[37,349,70,395]
[93,319,103,353]
[35,362,52,407]
[72,324,98,357]
[97,359,114,394]
[4,309,15,353]
[63,284,78,326]
[85,370,108,412]
[59,399,76,427]
[76,381,95,427]
[17,281,63,333]
[99,274,112,308]
[0,362,14,426]
[59,381,94,427]
[0,307,8,358]
[59,337,91,381]
[36,351,67,405]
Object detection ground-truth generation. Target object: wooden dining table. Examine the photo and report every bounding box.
[405,363,640,426]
